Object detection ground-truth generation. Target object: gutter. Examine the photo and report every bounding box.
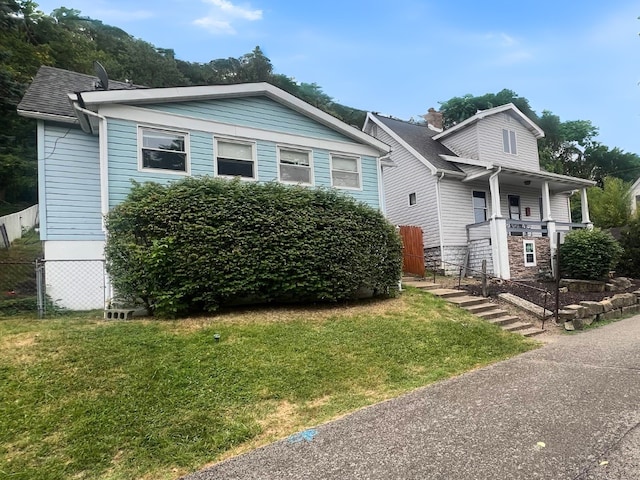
[434,171,446,271]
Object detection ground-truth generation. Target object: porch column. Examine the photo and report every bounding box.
[580,187,592,227]
[488,169,510,279]
[541,181,553,221]
[542,180,558,276]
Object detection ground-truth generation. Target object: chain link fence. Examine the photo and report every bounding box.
[0,259,107,317]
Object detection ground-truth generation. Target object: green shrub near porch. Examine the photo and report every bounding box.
[105,178,403,317]
[559,228,622,280]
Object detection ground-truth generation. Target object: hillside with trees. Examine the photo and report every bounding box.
[2,0,639,227]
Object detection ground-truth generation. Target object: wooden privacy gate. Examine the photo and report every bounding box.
[398,225,425,277]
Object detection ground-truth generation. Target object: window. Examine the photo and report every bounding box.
[502,128,517,155]
[331,155,360,189]
[409,192,417,206]
[278,147,312,184]
[140,128,187,172]
[523,240,536,266]
[216,139,256,179]
[472,191,487,223]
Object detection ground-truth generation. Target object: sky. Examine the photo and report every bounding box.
[33,0,640,155]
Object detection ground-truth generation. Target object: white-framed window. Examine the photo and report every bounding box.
[330,154,361,189]
[472,191,487,223]
[278,147,313,185]
[523,240,536,266]
[215,138,256,179]
[409,192,417,206]
[139,127,189,173]
[503,128,517,155]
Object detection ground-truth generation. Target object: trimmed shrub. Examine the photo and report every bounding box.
[105,178,403,317]
[617,217,640,278]
[559,228,622,280]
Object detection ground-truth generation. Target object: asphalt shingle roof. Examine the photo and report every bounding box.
[17,65,139,121]
[373,114,462,173]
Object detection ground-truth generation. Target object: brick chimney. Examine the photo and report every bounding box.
[422,107,443,132]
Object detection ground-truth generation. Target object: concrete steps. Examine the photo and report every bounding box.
[403,278,544,338]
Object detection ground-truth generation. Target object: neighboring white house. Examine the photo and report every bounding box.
[17,66,392,309]
[631,177,640,217]
[363,104,596,280]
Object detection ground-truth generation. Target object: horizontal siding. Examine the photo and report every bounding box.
[550,194,571,222]
[144,97,353,142]
[440,123,478,159]
[373,127,439,247]
[43,124,104,240]
[439,178,479,246]
[477,112,540,170]
[107,119,380,209]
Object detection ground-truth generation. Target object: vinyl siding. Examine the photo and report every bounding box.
[106,119,380,209]
[145,97,353,142]
[439,123,479,159]
[439,178,484,246]
[42,124,103,240]
[476,112,540,171]
[550,193,572,222]
[372,127,440,247]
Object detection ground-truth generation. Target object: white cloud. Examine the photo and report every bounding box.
[193,0,262,35]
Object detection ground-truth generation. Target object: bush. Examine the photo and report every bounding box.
[617,217,640,278]
[559,228,622,280]
[105,178,403,317]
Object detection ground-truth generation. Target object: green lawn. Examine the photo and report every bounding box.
[0,288,539,479]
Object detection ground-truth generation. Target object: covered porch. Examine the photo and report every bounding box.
[464,166,596,280]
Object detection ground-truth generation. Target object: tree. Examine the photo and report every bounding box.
[586,176,632,228]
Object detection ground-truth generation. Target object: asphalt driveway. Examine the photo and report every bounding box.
[183,316,640,480]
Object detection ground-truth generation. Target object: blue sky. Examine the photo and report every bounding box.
[34,0,640,155]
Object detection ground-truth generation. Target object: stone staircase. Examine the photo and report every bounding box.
[402,277,544,338]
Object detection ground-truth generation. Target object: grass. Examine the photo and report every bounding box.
[0,288,539,479]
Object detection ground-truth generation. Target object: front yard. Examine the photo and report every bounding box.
[0,289,538,479]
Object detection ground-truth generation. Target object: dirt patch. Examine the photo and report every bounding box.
[461,278,640,310]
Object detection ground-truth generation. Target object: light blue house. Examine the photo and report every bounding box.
[18,66,392,309]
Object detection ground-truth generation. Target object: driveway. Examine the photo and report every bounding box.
[183,316,640,479]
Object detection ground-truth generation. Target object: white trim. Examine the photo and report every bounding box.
[276,144,314,186]
[408,192,417,206]
[68,82,390,153]
[364,113,437,174]
[99,104,380,157]
[472,190,489,223]
[214,136,258,181]
[523,239,537,267]
[137,126,191,176]
[440,154,493,169]
[330,153,362,191]
[433,103,545,141]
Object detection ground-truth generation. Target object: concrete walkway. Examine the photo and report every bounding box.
[183,315,640,480]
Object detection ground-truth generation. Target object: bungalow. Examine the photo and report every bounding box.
[17,66,392,309]
[363,104,596,280]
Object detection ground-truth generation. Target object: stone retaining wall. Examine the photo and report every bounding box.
[560,290,640,329]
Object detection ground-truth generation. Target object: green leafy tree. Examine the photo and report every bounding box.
[617,217,640,277]
[586,176,632,228]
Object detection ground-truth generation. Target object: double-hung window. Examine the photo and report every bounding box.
[278,147,312,185]
[140,127,188,173]
[523,240,536,266]
[216,139,256,179]
[502,129,517,155]
[331,154,361,189]
[472,191,487,223]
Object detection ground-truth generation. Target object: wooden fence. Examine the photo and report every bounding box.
[398,225,425,277]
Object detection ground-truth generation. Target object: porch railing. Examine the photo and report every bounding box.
[466,218,588,239]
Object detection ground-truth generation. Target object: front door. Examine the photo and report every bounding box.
[508,195,522,235]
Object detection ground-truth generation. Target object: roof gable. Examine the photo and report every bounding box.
[366,113,462,174]
[433,103,545,141]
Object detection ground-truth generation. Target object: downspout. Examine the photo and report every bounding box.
[488,166,502,217]
[72,98,109,231]
[434,171,446,272]
[71,97,112,304]
[378,153,391,215]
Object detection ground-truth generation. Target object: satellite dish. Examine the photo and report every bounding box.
[94,61,109,90]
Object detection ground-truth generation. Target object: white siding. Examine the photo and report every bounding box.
[439,123,479,159]
[438,177,479,247]
[550,193,572,222]
[374,127,440,247]
[476,112,540,171]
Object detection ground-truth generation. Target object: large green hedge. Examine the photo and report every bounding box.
[105,178,403,317]
[559,228,622,280]
[617,217,640,278]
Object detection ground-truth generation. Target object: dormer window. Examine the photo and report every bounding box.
[503,129,517,155]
